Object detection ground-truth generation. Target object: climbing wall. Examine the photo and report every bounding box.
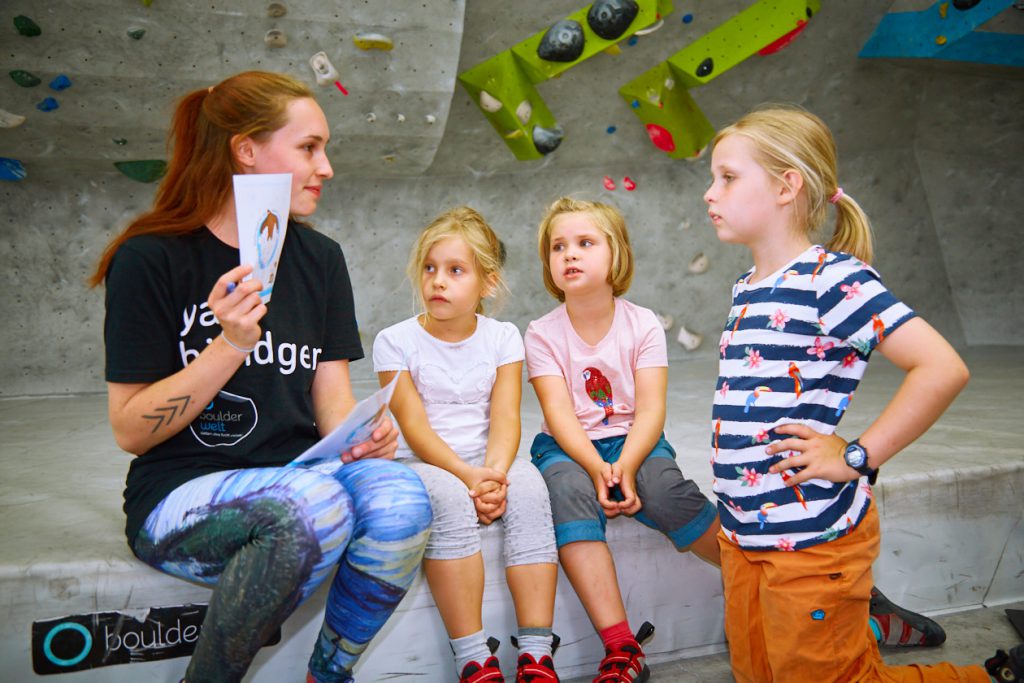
[2,0,1022,396]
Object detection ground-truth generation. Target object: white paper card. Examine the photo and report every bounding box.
[288,373,401,474]
[233,173,291,304]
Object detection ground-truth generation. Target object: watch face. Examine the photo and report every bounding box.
[845,444,867,469]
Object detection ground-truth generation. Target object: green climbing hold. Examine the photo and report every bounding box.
[127,28,146,40]
[14,15,41,37]
[10,70,41,87]
[114,160,167,183]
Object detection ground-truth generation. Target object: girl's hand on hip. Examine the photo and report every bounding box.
[767,423,858,484]
[208,264,266,349]
[344,415,399,462]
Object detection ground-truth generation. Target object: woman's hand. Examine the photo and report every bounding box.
[207,264,267,349]
[766,423,858,484]
[342,415,399,463]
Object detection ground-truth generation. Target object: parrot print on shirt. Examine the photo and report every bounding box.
[583,367,614,425]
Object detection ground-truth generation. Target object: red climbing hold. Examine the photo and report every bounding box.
[758,19,807,56]
[603,176,616,191]
[645,123,676,152]
[623,176,636,191]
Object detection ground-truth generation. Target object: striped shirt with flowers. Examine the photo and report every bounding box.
[711,245,915,551]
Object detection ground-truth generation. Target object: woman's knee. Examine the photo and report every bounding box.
[340,459,433,538]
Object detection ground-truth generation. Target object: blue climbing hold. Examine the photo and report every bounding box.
[606,125,617,134]
[49,74,72,91]
[36,97,59,112]
[811,609,825,621]
[627,35,638,46]
[0,157,27,181]
[630,99,639,109]
[683,14,694,24]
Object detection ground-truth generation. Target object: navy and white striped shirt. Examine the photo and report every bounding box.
[712,245,915,551]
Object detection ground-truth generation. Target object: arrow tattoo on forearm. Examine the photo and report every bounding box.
[143,395,192,433]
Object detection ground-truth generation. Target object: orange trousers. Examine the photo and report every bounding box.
[718,503,989,683]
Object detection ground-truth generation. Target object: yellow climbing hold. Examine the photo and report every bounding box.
[603,44,622,56]
[353,33,393,50]
[504,129,525,139]
[939,2,949,18]
[935,35,947,45]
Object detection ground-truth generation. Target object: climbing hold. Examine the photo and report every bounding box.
[623,176,636,191]
[627,36,638,46]
[114,160,167,183]
[309,52,339,86]
[537,20,585,62]
[645,87,659,104]
[36,97,59,112]
[676,325,703,351]
[264,29,287,48]
[365,112,376,123]
[656,313,673,331]
[679,219,692,230]
[0,158,27,182]
[630,99,639,109]
[515,100,532,125]
[0,109,26,128]
[603,176,616,191]
[112,138,128,145]
[646,124,676,153]
[664,77,675,90]
[696,57,714,78]
[425,114,436,124]
[49,74,72,91]
[396,113,405,123]
[952,0,981,9]
[382,154,397,163]
[127,27,146,40]
[682,13,694,24]
[939,2,949,18]
[758,19,808,56]
[935,35,948,45]
[479,90,502,113]
[634,19,664,36]
[13,15,41,37]
[504,129,525,139]
[603,44,622,56]
[688,252,709,274]
[267,2,287,18]
[9,70,41,87]
[587,0,639,41]
[810,610,826,621]
[353,32,394,50]
[532,125,564,154]
[606,125,616,134]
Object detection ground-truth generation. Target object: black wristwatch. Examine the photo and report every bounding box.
[843,439,878,484]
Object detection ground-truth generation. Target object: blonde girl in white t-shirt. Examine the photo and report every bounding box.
[373,207,559,683]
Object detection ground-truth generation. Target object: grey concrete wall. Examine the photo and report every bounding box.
[2,1,1021,396]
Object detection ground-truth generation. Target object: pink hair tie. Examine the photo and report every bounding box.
[829,187,844,204]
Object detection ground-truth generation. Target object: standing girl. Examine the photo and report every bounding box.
[525,197,721,683]
[373,207,560,683]
[705,105,1020,682]
[91,71,432,683]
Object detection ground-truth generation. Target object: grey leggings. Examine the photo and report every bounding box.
[407,454,558,566]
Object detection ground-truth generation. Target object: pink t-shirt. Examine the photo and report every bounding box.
[524,298,667,439]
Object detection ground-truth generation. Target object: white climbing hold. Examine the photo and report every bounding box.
[366,112,377,123]
[679,219,692,230]
[515,100,532,125]
[676,325,703,351]
[267,2,287,18]
[664,77,675,90]
[0,109,27,128]
[309,52,340,87]
[353,33,394,50]
[688,252,709,274]
[425,114,436,124]
[656,313,673,331]
[479,90,502,113]
[397,113,406,123]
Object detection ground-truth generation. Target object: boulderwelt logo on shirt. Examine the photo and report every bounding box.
[190,390,257,447]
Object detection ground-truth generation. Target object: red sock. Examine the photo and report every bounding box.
[599,621,635,650]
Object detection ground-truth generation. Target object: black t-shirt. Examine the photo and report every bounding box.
[104,223,363,543]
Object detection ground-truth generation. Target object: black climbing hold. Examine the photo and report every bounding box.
[696,57,714,78]
[537,20,585,62]
[806,7,813,17]
[533,125,564,155]
[115,160,168,183]
[127,28,146,40]
[10,70,41,87]
[951,0,980,8]
[587,0,639,41]
[14,15,41,37]
[112,138,128,146]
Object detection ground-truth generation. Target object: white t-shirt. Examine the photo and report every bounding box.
[373,314,525,460]
[524,298,668,440]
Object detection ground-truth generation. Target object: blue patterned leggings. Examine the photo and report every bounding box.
[132,459,432,683]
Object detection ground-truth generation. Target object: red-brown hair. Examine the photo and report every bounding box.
[89,71,313,287]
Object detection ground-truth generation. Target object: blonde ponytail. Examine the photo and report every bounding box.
[826,191,873,264]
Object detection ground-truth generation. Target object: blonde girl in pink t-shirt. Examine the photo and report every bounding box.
[524,197,721,683]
